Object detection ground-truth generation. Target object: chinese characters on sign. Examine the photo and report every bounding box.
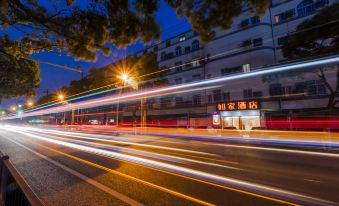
[216,100,260,111]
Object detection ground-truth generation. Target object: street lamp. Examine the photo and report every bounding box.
[10,106,17,112]
[1,111,5,116]
[18,104,22,108]
[27,101,33,107]
[58,94,65,101]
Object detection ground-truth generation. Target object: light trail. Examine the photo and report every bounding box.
[2,55,339,120]
[22,129,240,170]
[2,126,334,206]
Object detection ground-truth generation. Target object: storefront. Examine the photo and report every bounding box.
[214,100,261,130]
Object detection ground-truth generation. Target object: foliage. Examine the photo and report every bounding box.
[0,35,40,103]
[265,4,339,109]
[1,0,271,102]
[282,3,339,58]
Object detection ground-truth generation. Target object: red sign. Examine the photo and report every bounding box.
[216,100,260,111]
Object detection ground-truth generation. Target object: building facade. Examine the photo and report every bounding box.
[67,0,339,130]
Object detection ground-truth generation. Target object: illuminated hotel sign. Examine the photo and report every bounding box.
[216,100,260,111]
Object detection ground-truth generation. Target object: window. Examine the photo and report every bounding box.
[242,64,251,72]
[192,59,201,67]
[175,46,182,56]
[253,38,263,47]
[253,91,263,98]
[240,19,250,27]
[213,90,222,102]
[283,86,292,95]
[269,84,283,96]
[192,74,201,81]
[175,78,182,84]
[193,95,201,105]
[221,66,242,75]
[278,36,288,46]
[166,40,171,47]
[208,95,212,103]
[223,92,230,101]
[192,40,200,51]
[306,80,327,96]
[293,82,306,94]
[315,0,329,9]
[175,61,182,72]
[243,89,253,99]
[297,0,315,16]
[161,52,166,61]
[275,9,295,23]
[179,36,186,42]
[184,46,191,53]
[153,45,158,52]
[251,16,260,24]
[241,39,252,47]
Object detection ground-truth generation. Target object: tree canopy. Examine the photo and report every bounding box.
[0,0,271,103]
[276,3,339,109]
[282,3,339,59]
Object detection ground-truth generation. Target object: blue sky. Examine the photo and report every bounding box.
[0,0,191,108]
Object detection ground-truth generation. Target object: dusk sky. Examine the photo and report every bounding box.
[1,0,192,107]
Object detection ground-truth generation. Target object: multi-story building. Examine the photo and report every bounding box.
[102,0,339,130]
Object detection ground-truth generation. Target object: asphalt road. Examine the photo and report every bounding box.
[0,125,339,206]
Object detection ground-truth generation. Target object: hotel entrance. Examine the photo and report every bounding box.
[215,100,261,130]
[221,112,261,130]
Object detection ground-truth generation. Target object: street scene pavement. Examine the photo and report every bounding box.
[0,125,338,206]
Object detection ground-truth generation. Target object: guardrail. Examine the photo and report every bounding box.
[0,152,44,206]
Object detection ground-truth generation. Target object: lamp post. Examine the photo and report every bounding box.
[116,72,130,127]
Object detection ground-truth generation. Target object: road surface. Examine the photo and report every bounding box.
[0,125,338,206]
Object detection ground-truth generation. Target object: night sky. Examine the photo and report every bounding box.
[0,0,191,107]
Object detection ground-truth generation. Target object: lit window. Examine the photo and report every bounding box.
[179,36,186,42]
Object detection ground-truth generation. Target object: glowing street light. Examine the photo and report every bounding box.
[120,72,130,83]
[27,101,34,107]
[1,111,5,115]
[18,104,22,108]
[10,106,17,112]
[58,94,65,101]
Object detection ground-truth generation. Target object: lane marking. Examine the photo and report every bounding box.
[13,129,302,206]
[3,137,144,206]
[33,143,216,206]
[30,131,240,170]
[303,179,321,183]
[204,142,339,158]
[31,128,218,156]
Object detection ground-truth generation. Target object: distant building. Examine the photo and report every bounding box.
[99,0,339,130]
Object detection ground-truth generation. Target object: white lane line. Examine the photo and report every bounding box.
[25,127,217,156]
[3,136,143,206]
[11,129,334,206]
[24,130,240,170]
[203,142,339,158]
[303,179,321,183]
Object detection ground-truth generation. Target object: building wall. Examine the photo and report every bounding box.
[123,0,338,121]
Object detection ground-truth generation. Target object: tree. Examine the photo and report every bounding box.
[0,35,40,104]
[269,3,339,109]
[1,0,271,102]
